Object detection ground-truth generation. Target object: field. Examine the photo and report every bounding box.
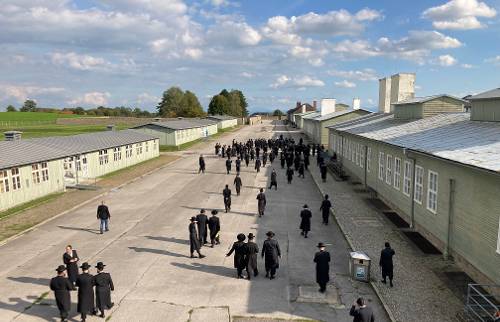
[0,112,84,124]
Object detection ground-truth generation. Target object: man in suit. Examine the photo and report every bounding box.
[189,217,205,258]
[223,185,232,212]
[94,262,114,318]
[97,201,111,234]
[76,262,96,322]
[62,245,79,289]
[233,174,243,196]
[198,154,206,174]
[255,158,261,173]
[225,158,232,175]
[208,210,220,247]
[379,242,396,287]
[50,265,73,322]
[349,297,375,322]
[196,209,209,245]
[256,188,266,217]
[269,169,278,190]
[319,194,332,225]
[313,243,330,293]
[299,204,312,238]
[245,233,259,279]
[226,233,248,279]
[261,231,281,279]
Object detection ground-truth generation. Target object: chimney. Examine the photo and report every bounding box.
[313,100,317,110]
[352,98,361,110]
[296,101,302,109]
[320,98,336,116]
[301,104,306,114]
[379,77,391,113]
[107,125,116,131]
[4,131,22,141]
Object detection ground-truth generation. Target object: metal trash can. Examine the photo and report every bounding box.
[349,251,371,282]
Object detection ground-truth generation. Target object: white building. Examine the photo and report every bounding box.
[206,115,238,129]
[379,73,416,113]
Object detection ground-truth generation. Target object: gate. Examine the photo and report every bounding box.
[464,284,500,321]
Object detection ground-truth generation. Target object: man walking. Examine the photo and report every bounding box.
[286,167,294,184]
[76,262,96,322]
[94,262,114,319]
[225,157,232,175]
[97,201,110,234]
[320,194,332,225]
[313,243,330,293]
[234,174,243,196]
[50,265,73,322]
[189,217,205,258]
[320,162,327,182]
[262,231,281,279]
[269,169,278,190]
[196,209,209,245]
[198,154,206,174]
[256,188,266,217]
[246,233,259,279]
[208,210,220,247]
[226,233,248,279]
[235,157,241,175]
[62,245,79,289]
[349,297,375,322]
[379,242,395,287]
[299,204,312,238]
[223,184,232,213]
[255,158,261,173]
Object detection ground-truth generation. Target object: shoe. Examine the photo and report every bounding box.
[199,254,206,259]
[270,276,275,280]
[381,280,386,284]
[190,255,195,258]
[100,313,105,318]
[100,231,103,234]
[109,303,114,308]
[210,245,214,248]
[265,273,269,278]
[300,231,304,235]
[304,235,308,238]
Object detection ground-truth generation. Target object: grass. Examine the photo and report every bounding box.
[98,156,161,179]
[0,111,85,123]
[0,124,130,141]
[0,192,64,220]
[160,138,205,152]
[210,125,240,139]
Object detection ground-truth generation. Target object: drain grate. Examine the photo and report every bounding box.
[383,211,410,228]
[403,231,442,254]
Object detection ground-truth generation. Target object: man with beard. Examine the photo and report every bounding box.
[262,231,281,279]
[226,233,248,279]
[245,233,259,279]
[196,209,209,246]
[76,262,96,322]
[94,262,114,318]
[208,210,221,247]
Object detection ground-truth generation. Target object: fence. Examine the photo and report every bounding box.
[464,284,500,321]
[0,120,56,127]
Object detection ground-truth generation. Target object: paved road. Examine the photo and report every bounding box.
[0,121,388,322]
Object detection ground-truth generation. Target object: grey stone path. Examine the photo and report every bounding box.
[307,148,465,322]
[0,121,388,322]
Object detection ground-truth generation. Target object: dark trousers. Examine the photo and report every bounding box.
[59,309,69,321]
[382,267,394,282]
[224,199,231,212]
[269,182,277,190]
[198,167,205,174]
[236,187,241,195]
[237,267,244,277]
[266,267,277,277]
[210,232,220,246]
[318,281,327,292]
[247,265,258,279]
[322,212,329,224]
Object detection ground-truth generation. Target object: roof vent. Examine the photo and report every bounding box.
[4,131,22,141]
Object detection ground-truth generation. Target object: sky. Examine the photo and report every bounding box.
[0,0,499,113]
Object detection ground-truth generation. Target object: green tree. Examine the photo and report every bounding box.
[157,87,185,117]
[208,94,230,115]
[181,91,205,117]
[219,89,230,99]
[231,90,248,116]
[74,107,85,115]
[20,99,37,112]
[273,109,284,116]
[6,105,17,112]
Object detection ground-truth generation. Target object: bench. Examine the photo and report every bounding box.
[327,161,349,181]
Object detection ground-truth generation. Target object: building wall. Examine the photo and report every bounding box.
[133,125,175,146]
[328,129,500,286]
[390,73,415,109]
[422,97,464,118]
[394,103,423,119]
[471,99,500,122]
[379,77,391,113]
[219,119,238,129]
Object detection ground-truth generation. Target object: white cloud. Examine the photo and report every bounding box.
[461,63,474,68]
[423,0,496,30]
[0,84,65,103]
[51,52,109,71]
[240,72,255,78]
[334,80,356,88]
[288,45,327,66]
[184,48,203,59]
[437,54,458,66]
[69,92,111,106]
[270,75,324,89]
[485,55,500,66]
[328,68,378,81]
[99,0,188,16]
[136,92,160,105]
[207,20,261,47]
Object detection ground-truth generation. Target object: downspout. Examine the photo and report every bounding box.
[444,178,455,260]
[363,145,368,188]
[405,149,416,229]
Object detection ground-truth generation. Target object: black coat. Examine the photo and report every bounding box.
[208,216,220,237]
[97,205,110,220]
[255,159,261,170]
[196,213,208,241]
[189,222,200,251]
[50,276,73,314]
[234,176,242,188]
[286,169,294,181]
[76,273,95,314]
[300,208,312,232]
[227,241,247,269]
[262,239,281,269]
[223,188,231,202]
[320,164,327,179]
[349,306,375,322]
[256,193,266,213]
[226,159,232,170]
[271,172,277,183]
[320,199,332,214]
[379,247,395,270]
[95,272,114,309]
[63,250,79,284]
[314,251,330,284]
[246,242,259,270]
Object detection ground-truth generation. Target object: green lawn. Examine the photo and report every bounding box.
[0,124,130,141]
[0,192,64,220]
[160,138,205,152]
[0,112,85,122]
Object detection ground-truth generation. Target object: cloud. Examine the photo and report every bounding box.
[334,80,356,88]
[485,55,500,66]
[69,92,111,106]
[461,63,474,68]
[0,84,65,103]
[328,68,378,81]
[423,0,496,30]
[437,54,458,66]
[136,92,160,105]
[288,45,327,66]
[207,19,261,47]
[270,75,325,89]
[240,72,256,78]
[51,52,110,71]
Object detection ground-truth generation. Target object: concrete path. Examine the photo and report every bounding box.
[0,121,388,322]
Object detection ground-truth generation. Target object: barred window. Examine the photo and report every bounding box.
[11,168,21,190]
[414,166,424,204]
[427,171,438,213]
[32,164,41,184]
[394,158,401,190]
[403,161,412,196]
[367,147,372,172]
[0,170,9,193]
[386,155,393,185]
[378,152,385,181]
[41,162,49,182]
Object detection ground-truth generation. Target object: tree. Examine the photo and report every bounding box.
[181,91,205,117]
[20,99,37,112]
[208,95,230,115]
[6,105,17,112]
[157,87,185,117]
[231,90,248,116]
[74,107,85,115]
[273,109,284,116]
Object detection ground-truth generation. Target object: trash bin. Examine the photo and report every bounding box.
[349,251,371,282]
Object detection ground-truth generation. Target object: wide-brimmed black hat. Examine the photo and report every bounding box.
[95,262,106,269]
[237,233,246,241]
[211,210,218,215]
[303,204,308,208]
[266,231,275,237]
[317,242,326,248]
[190,216,197,222]
[247,233,255,239]
[55,265,66,273]
[80,262,91,270]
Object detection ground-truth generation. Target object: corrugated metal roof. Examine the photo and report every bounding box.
[302,112,321,120]
[134,118,217,130]
[393,94,467,105]
[0,130,158,170]
[310,109,372,122]
[207,115,238,121]
[469,88,500,100]
[328,112,500,173]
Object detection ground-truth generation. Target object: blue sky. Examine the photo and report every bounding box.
[0,0,499,113]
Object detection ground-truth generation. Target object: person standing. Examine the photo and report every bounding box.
[262,152,268,167]
[313,243,330,293]
[286,167,294,184]
[94,262,114,318]
[208,210,221,247]
[320,194,332,225]
[62,245,79,289]
[269,169,278,190]
[50,265,73,322]
[234,174,243,196]
[226,233,248,279]
[198,154,206,174]
[255,158,261,173]
[196,209,209,246]
[223,184,232,212]
[97,201,111,234]
[299,205,312,238]
[298,161,305,178]
[379,242,395,287]
[256,188,266,217]
[246,233,259,279]
[261,231,281,279]
[349,297,375,322]
[235,157,241,175]
[320,162,327,182]
[189,217,205,258]
[244,153,250,167]
[280,153,285,169]
[225,158,232,175]
[76,262,96,322]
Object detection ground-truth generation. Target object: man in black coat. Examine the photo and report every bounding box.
[94,262,114,318]
[244,153,250,167]
[50,265,73,322]
[223,185,232,212]
[235,157,241,174]
[226,233,248,278]
[76,262,96,321]
[196,209,209,245]
[269,169,278,190]
[319,194,332,225]
[233,174,243,196]
[256,188,266,217]
[299,204,312,238]
[208,210,220,247]
[226,158,232,175]
[245,233,259,279]
[349,297,375,322]
[313,243,330,293]
[97,201,111,234]
[198,154,206,174]
[320,162,327,182]
[262,231,281,279]
[189,217,205,258]
[255,158,261,173]
[63,245,79,289]
[379,242,396,287]
[286,167,294,184]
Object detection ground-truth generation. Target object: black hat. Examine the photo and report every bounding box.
[266,231,275,237]
[303,204,308,208]
[190,216,197,222]
[211,210,218,215]
[317,242,326,248]
[80,262,91,270]
[95,262,106,269]
[55,265,66,273]
[237,233,246,241]
[247,233,255,239]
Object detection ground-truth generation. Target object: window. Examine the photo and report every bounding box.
[113,147,122,161]
[378,152,385,180]
[32,164,41,184]
[125,145,133,158]
[427,171,438,213]
[351,142,355,162]
[394,158,401,190]
[414,166,424,204]
[41,162,49,182]
[360,145,365,169]
[386,155,393,185]
[153,140,157,151]
[11,168,21,190]
[99,150,109,165]
[0,170,9,193]
[403,161,412,196]
[367,147,372,172]
[145,142,149,153]
[136,143,143,155]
